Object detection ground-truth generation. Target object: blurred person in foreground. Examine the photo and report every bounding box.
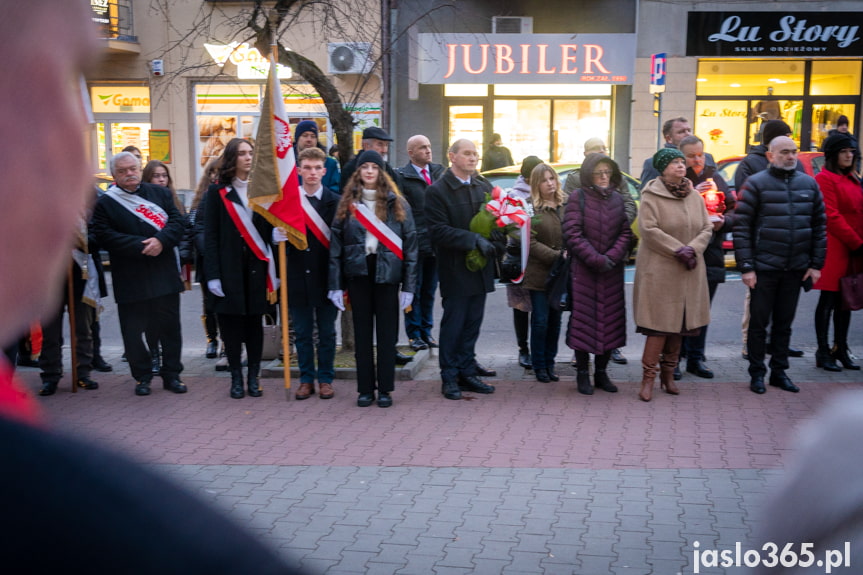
[0,1,301,573]
[633,149,712,402]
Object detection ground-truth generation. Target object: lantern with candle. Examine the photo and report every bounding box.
[700,178,724,221]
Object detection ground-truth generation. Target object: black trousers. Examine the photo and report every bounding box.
[439,292,486,383]
[747,270,803,378]
[347,259,399,394]
[217,314,263,371]
[117,293,183,383]
[39,296,94,382]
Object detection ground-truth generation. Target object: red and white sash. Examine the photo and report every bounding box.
[106,185,168,231]
[350,202,403,260]
[301,193,331,249]
[219,187,278,296]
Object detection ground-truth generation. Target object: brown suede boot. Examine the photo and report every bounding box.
[660,334,681,395]
[639,335,665,402]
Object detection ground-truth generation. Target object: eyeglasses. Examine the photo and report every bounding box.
[593,170,612,177]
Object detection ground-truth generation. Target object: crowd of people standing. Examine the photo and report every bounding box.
[22,114,860,404]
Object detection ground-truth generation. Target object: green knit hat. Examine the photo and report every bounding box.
[653,147,685,174]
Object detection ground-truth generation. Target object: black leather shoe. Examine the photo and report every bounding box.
[788,347,804,358]
[750,376,766,394]
[205,341,219,359]
[474,363,497,377]
[547,365,560,382]
[422,335,439,348]
[409,338,429,352]
[673,364,682,381]
[38,381,58,396]
[92,356,113,372]
[151,353,161,375]
[686,359,714,379]
[534,368,551,383]
[76,376,99,390]
[395,350,413,365]
[442,381,462,400]
[135,381,152,396]
[769,373,799,393]
[357,392,375,407]
[518,350,532,369]
[163,378,188,394]
[377,392,392,408]
[458,375,495,394]
[610,348,628,365]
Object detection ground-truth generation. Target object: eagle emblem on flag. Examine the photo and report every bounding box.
[274,116,291,159]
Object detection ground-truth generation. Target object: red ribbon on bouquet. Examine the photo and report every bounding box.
[486,186,531,284]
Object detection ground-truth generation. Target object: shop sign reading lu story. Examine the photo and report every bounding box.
[687,12,862,57]
[418,33,636,84]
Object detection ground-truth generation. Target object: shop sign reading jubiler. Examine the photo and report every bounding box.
[418,33,636,84]
[687,12,862,57]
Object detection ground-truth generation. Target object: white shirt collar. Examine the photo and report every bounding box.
[303,185,324,200]
[412,163,428,177]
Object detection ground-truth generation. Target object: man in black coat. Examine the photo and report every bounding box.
[426,139,504,400]
[639,117,715,190]
[397,135,445,352]
[91,151,187,397]
[734,136,827,395]
[339,126,398,191]
[285,147,341,401]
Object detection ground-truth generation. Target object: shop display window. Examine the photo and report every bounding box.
[696,60,804,97]
[810,61,862,96]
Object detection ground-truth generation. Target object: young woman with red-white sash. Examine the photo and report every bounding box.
[203,138,276,399]
[328,150,418,408]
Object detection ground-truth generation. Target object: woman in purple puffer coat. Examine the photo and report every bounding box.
[563,154,633,395]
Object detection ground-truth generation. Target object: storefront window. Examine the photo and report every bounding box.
[448,105,483,152]
[812,105,855,151]
[810,61,862,96]
[696,60,805,97]
[695,100,749,160]
[553,100,611,162]
[494,99,551,164]
[444,84,488,97]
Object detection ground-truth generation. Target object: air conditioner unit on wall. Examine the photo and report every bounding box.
[492,16,533,34]
[328,42,373,75]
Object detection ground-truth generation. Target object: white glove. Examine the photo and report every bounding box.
[399,291,414,311]
[207,279,225,297]
[272,227,289,243]
[327,289,345,311]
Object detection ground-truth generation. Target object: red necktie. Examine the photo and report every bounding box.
[421,168,431,185]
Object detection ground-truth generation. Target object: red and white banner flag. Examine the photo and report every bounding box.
[248,56,307,250]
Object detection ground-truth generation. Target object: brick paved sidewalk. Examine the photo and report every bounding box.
[16,339,863,574]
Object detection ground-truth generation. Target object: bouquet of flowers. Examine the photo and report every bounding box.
[466,186,531,272]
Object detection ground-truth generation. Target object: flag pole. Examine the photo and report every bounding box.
[268,12,292,399]
[67,262,78,393]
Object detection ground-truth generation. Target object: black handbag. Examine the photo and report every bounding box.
[545,252,571,311]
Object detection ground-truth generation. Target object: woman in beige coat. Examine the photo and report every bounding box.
[632,148,712,401]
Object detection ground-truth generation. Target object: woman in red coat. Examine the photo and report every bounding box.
[813,132,863,371]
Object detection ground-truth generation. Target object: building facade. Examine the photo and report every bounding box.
[88,1,862,188]
[88,0,382,190]
[390,0,862,174]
